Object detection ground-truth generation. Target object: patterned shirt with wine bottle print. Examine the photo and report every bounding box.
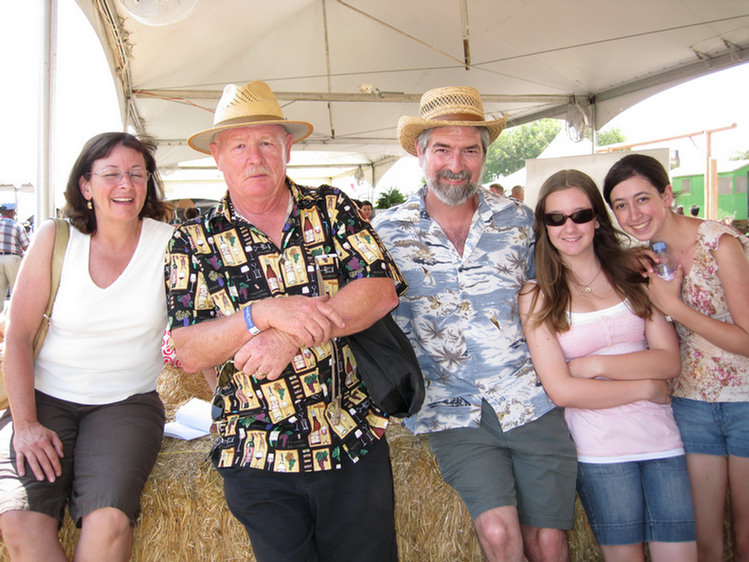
[166,179,406,473]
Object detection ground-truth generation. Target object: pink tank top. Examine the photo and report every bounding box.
[557,301,684,463]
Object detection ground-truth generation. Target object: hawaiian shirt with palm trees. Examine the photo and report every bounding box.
[373,186,554,435]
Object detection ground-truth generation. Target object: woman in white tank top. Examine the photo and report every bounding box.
[0,132,174,562]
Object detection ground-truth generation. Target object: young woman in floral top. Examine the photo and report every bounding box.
[604,153,749,562]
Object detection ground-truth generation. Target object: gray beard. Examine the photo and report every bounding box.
[425,169,483,206]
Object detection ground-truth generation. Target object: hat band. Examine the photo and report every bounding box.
[213,114,287,128]
[423,112,485,122]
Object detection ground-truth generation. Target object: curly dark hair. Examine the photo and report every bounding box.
[523,169,651,332]
[63,132,171,233]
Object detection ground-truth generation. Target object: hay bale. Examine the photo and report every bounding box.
[567,499,603,562]
[131,436,254,561]
[157,364,213,417]
[134,366,254,560]
[0,364,736,561]
[387,422,483,561]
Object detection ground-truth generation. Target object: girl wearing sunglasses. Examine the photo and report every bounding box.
[604,154,749,562]
[519,169,696,562]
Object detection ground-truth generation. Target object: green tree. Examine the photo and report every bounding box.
[375,187,407,209]
[595,127,626,146]
[730,149,749,161]
[483,119,561,181]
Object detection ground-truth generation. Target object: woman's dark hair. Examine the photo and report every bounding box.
[602,153,670,204]
[64,132,171,233]
[524,169,651,332]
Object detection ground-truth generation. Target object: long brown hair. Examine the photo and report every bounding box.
[524,169,651,332]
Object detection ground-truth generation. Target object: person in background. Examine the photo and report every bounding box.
[166,80,403,562]
[374,86,577,562]
[489,183,505,196]
[359,200,374,221]
[511,185,525,202]
[604,153,749,562]
[519,169,696,562]
[0,132,174,561]
[689,205,700,217]
[0,204,30,301]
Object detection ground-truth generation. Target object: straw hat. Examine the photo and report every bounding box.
[188,81,313,154]
[397,86,506,156]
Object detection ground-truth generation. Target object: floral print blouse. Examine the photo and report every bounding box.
[673,220,749,402]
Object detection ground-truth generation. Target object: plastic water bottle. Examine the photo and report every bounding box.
[652,241,677,281]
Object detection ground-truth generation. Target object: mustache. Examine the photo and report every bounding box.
[244,166,271,176]
[436,170,472,181]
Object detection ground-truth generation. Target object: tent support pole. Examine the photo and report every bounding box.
[37,0,57,224]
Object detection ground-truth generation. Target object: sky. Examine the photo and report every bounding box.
[1,1,748,218]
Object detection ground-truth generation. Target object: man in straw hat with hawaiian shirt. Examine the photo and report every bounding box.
[165,81,405,562]
[373,86,577,562]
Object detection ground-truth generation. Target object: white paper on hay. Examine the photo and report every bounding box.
[164,397,213,440]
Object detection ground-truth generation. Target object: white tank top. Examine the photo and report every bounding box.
[34,218,174,404]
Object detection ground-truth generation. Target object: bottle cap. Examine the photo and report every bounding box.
[652,241,667,252]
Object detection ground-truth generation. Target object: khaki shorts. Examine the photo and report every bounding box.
[428,402,577,529]
[0,390,164,527]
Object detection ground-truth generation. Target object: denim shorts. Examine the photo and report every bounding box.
[576,456,696,545]
[427,402,577,529]
[671,397,749,458]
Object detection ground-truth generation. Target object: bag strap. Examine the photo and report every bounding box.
[46,218,69,314]
[32,219,70,358]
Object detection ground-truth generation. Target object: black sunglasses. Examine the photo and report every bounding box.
[542,208,596,227]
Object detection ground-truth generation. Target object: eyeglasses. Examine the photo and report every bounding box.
[542,208,595,227]
[88,168,151,185]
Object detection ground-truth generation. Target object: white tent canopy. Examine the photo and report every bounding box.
[68,0,748,192]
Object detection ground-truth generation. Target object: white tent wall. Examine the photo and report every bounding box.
[33,0,747,213]
[524,148,670,209]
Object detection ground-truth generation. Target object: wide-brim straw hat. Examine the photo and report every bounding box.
[188,81,313,154]
[398,86,507,156]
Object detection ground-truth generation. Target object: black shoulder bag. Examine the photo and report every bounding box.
[345,312,425,418]
[314,191,425,418]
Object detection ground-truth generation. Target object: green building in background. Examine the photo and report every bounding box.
[671,160,749,233]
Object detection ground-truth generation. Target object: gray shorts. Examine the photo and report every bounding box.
[0,390,165,527]
[427,402,577,529]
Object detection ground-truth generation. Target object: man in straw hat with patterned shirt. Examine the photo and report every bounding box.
[165,80,404,562]
[373,86,577,562]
